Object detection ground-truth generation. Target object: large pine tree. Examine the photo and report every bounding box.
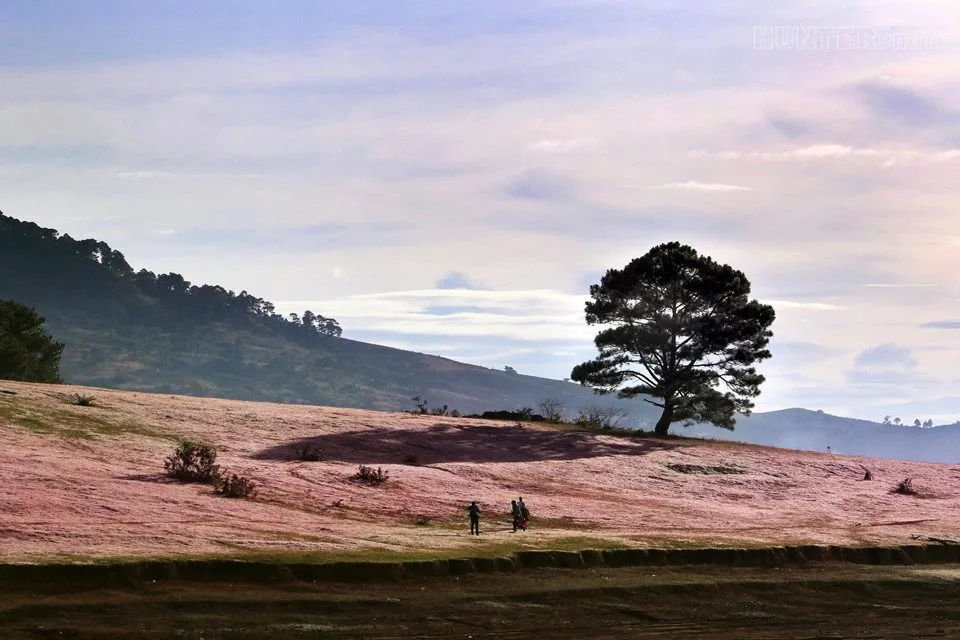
[572,242,775,435]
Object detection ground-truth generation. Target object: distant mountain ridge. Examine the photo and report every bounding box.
[0,211,657,420]
[686,408,960,463]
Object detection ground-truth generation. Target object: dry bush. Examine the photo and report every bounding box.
[293,443,323,461]
[537,398,567,423]
[214,473,256,499]
[891,478,918,495]
[575,406,629,430]
[73,393,96,407]
[355,464,389,485]
[164,440,221,484]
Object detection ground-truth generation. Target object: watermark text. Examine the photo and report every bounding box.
[754,26,948,51]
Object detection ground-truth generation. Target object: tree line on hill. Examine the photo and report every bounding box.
[883,415,936,428]
[0,212,341,342]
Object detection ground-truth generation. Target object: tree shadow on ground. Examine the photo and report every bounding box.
[252,423,683,465]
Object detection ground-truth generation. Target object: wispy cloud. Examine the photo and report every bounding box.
[922,320,960,329]
[764,300,845,311]
[863,284,936,288]
[275,288,592,342]
[689,145,960,162]
[528,138,598,153]
[656,181,755,192]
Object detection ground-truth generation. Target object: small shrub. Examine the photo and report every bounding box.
[892,478,918,495]
[575,406,628,430]
[355,464,389,485]
[537,398,566,423]
[214,473,256,499]
[402,454,419,465]
[411,395,429,414]
[164,440,222,484]
[414,517,429,526]
[73,393,95,407]
[293,443,323,461]
[411,396,458,416]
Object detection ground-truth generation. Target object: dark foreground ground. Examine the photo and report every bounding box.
[3,563,960,639]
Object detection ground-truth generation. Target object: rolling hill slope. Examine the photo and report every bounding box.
[0,211,655,420]
[2,380,959,562]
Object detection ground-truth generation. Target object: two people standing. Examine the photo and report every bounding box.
[465,497,531,535]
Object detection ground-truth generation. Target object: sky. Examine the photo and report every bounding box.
[1,0,958,423]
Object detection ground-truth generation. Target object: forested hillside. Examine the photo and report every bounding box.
[0,212,655,419]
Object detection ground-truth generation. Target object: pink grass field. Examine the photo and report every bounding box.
[2,380,959,563]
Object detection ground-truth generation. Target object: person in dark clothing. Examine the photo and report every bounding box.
[467,501,481,535]
[518,496,529,530]
[511,499,522,532]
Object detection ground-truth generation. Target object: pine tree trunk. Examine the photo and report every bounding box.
[654,404,673,436]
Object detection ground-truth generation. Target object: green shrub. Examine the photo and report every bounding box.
[355,464,389,485]
[214,473,257,499]
[164,440,222,484]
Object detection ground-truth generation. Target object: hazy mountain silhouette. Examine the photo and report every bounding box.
[684,408,960,463]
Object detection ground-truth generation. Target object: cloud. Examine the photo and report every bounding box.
[921,320,960,329]
[853,344,917,369]
[846,344,934,387]
[656,181,754,192]
[862,284,935,288]
[764,300,845,311]
[528,138,598,153]
[436,271,483,290]
[503,170,573,201]
[688,145,960,163]
[767,116,813,139]
[274,288,592,342]
[852,80,956,128]
[767,340,843,364]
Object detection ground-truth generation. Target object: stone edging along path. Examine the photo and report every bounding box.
[2,544,959,588]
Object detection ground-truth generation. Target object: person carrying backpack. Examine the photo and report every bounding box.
[510,499,522,532]
[518,496,529,530]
